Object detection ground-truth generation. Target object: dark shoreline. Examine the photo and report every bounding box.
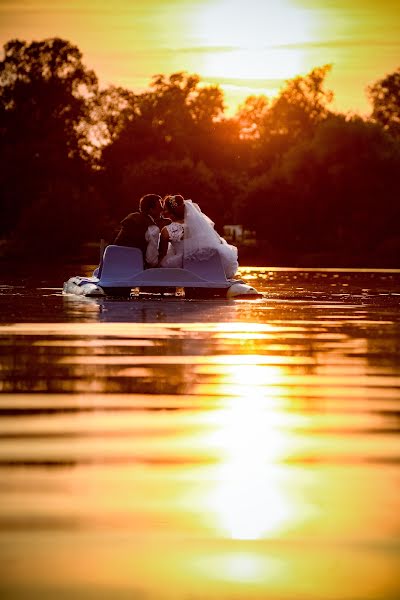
[0,240,399,270]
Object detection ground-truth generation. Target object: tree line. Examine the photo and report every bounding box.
[1,37,399,266]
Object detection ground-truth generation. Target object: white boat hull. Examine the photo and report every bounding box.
[63,277,105,297]
[63,245,262,299]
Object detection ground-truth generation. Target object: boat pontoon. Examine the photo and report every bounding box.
[63,245,262,299]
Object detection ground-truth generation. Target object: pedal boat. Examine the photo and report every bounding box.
[63,245,262,299]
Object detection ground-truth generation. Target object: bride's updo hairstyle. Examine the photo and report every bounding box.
[163,194,185,220]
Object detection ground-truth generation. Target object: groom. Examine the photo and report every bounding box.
[113,194,170,266]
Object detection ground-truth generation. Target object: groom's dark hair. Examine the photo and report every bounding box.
[139,194,162,214]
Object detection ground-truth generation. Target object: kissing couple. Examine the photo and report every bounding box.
[113,194,238,279]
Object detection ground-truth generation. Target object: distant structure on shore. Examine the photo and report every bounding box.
[223,225,256,247]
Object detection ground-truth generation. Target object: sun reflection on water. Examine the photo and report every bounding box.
[203,362,303,541]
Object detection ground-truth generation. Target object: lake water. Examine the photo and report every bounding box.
[1,265,400,599]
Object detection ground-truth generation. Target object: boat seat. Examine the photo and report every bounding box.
[99,245,144,281]
[183,249,227,282]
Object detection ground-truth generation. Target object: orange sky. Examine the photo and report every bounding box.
[0,0,399,115]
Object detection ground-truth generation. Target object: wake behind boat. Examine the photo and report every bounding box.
[63,244,262,299]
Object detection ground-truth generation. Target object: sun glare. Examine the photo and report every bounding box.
[201,362,302,541]
[194,0,315,89]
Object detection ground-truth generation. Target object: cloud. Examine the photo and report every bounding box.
[153,39,400,58]
[204,76,283,87]
[276,39,400,50]
[158,45,240,55]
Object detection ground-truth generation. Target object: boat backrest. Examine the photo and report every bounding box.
[183,249,227,282]
[99,245,144,280]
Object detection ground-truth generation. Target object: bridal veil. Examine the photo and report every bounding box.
[183,200,239,278]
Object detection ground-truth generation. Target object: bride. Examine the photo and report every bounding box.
[158,195,239,278]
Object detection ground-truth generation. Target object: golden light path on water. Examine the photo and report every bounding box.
[199,363,298,541]
[1,270,400,599]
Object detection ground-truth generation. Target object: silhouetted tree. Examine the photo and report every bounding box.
[236,95,269,140]
[101,72,225,168]
[368,67,400,138]
[0,38,102,252]
[236,65,334,173]
[0,38,98,161]
[241,115,400,265]
[266,65,334,137]
[148,71,224,153]
[0,35,398,266]
[100,72,234,219]
[13,177,105,257]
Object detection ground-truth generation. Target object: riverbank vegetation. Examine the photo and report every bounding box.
[1,38,399,266]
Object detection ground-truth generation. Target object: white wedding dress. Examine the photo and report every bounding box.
[160,222,185,268]
[160,201,238,278]
[145,224,160,267]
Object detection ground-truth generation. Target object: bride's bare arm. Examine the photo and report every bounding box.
[158,227,170,264]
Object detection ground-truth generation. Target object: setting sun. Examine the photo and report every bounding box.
[195,0,314,49]
[1,0,399,115]
[192,0,316,105]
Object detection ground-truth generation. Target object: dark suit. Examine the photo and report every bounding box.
[113,212,172,267]
[113,212,151,255]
